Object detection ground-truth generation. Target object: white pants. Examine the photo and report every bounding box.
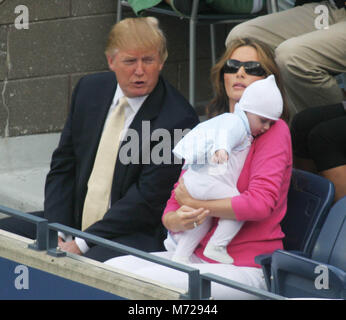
[105,251,266,300]
[167,217,244,260]
[175,157,246,260]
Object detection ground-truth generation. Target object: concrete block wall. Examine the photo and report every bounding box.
[0,0,230,138]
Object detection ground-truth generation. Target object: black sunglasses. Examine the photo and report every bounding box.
[223,59,266,76]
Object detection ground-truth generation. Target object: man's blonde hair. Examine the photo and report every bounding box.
[105,17,168,62]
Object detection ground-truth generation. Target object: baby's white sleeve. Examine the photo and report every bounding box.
[173,113,247,164]
[210,114,247,155]
[173,121,210,164]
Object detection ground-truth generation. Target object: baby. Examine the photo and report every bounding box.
[166,75,283,264]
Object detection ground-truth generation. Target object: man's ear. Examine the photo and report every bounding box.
[106,54,116,71]
[159,62,164,72]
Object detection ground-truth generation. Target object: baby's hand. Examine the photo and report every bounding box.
[211,149,229,164]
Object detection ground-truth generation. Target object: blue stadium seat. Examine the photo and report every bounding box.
[282,169,335,253]
[255,168,335,290]
[270,197,346,299]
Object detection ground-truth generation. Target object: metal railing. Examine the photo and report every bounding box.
[46,222,201,299]
[0,205,47,251]
[0,205,285,300]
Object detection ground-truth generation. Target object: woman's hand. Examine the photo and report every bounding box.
[163,205,210,233]
[175,177,194,207]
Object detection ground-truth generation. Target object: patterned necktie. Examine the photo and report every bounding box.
[82,96,128,230]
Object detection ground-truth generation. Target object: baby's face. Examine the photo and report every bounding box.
[246,113,275,137]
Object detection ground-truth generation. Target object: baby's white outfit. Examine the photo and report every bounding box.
[166,105,252,263]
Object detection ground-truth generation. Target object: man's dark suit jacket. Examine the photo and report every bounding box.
[43,71,199,246]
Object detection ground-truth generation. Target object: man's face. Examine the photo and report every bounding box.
[107,48,164,98]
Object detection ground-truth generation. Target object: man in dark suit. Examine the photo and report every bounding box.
[0,17,199,262]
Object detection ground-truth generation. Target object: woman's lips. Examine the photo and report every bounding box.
[233,82,246,89]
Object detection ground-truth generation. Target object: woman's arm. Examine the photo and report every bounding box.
[162,173,210,232]
[163,206,210,232]
[174,178,236,219]
[174,120,292,222]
